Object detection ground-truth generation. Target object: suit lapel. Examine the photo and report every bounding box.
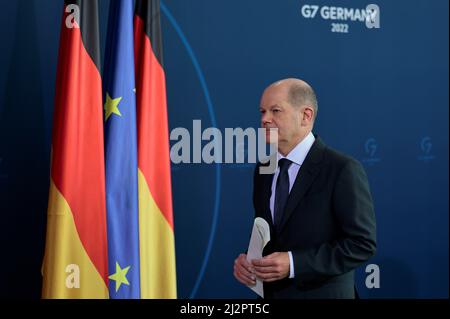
[258,154,276,230]
[261,171,275,230]
[277,137,325,233]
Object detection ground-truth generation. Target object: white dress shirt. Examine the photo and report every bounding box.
[269,132,315,278]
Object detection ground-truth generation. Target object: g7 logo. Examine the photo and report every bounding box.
[365,138,378,158]
[301,5,319,19]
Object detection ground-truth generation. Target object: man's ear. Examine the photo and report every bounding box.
[302,106,314,124]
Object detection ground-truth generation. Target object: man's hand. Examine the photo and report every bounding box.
[233,253,256,286]
[251,252,290,282]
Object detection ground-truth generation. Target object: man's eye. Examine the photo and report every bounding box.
[273,109,281,113]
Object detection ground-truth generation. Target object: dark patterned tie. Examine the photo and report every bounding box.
[274,158,292,231]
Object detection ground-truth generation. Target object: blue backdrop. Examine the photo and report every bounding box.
[0,0,448,298]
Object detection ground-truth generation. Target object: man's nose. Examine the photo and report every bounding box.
[261,112,272,125]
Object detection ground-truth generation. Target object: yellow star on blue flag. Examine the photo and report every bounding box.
[104,93,122,121]
[108,262,131,292]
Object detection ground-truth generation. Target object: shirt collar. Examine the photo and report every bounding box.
[277,132,315,166]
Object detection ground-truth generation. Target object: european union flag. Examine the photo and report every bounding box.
[103,0,140,298]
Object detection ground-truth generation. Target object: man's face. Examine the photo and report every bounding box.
[259,86,304,146]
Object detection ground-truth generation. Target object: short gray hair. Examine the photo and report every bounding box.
[288,83,318,119]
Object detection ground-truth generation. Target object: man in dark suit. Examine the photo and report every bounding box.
[233,78,376,299]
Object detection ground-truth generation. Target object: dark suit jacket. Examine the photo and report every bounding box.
[253,136,376,299]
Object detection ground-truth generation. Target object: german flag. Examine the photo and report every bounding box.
[41,0,108,298]
[134,0,177,298]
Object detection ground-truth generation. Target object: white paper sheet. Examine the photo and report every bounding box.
[246,217,271,298]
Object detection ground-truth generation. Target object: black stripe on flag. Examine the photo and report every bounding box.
[135,0,164,66]
[65,0,101,71]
